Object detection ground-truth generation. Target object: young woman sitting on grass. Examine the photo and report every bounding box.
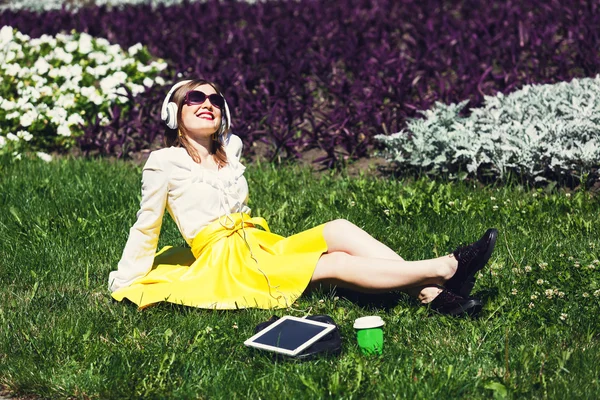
[108,79,498,316]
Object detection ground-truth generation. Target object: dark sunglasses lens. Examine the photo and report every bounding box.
[187,91,207,104]
[187,91,224,109]
[208,94,225,109]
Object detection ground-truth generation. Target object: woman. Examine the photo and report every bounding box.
[109,79,498,316]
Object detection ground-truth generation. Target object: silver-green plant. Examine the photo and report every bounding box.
[376,75,600,182]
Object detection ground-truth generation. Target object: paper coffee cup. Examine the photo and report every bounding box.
[353,316,385,355]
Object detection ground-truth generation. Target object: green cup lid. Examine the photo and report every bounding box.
[353,316,385,329]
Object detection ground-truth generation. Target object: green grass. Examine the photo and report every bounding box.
[0,155,599,399]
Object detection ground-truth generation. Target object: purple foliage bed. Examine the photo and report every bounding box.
[3,0,600,165]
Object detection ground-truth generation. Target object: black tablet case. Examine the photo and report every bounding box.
[254,315,342,360]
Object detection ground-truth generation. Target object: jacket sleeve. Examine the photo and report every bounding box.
[225,133,244,160]
[108,152,168,292]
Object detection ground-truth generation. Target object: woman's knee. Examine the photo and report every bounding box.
[312,251,351,281]
[324,218,356,235]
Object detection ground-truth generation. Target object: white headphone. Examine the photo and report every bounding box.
[160,80,231,135]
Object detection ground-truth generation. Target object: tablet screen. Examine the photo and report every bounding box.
[244,316,336,356]
[254,319,328,350]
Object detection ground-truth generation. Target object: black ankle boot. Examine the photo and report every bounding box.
[445,228,498,297]
[428,289,483,317]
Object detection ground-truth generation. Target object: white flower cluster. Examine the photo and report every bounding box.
[0,26,168,158]
[0,0,258,13]
[376,76,600,182]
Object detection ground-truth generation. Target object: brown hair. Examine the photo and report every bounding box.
[163,79,229,166]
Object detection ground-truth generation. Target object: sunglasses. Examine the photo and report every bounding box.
[184,90,225,109]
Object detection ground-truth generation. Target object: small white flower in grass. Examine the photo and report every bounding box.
[57,124,71,137]
[448,201,455,207]
[490,196,496,201]
[524,265,532,273]
[558,291,565,298]
[528,302,535,309]
[594,289,600,297]
[568,256,574,261]
[565,193,571,198]
[574,262,580,268]
[36,152,52,162]
[593,260,599,265]
[7,133,19,142]
[232,323,238,329]
[0,136,6,148]
[560,313,568,321]
[155,76,166,86]
[588,264,596,270]
[530,294,538,300]
[383,209,390,216]
[319,299,325,304]
[539,262,548,270]
[582,292,589,298]
[545,289,553,299]
[16,131,32,141]
[511,288,518,295]
[143,77,154,88]
[536,279,544,285]
[532,193,539,198]
[492,205,499,211]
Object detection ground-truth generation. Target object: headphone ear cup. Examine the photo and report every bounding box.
[165,102,179,130]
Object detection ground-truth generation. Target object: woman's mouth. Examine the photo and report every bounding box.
[196,112,214,120]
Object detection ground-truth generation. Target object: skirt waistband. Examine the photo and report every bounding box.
[191,213,270,258]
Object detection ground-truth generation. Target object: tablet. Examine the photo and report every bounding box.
[244,316,337,356]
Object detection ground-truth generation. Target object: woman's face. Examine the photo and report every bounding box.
[180,83,223,141]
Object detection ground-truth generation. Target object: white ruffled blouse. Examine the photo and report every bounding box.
[108,134,250,292]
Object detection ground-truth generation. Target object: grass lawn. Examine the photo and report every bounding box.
[0,155,599,399]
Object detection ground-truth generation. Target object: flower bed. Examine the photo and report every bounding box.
[376,75,600,185]
[0,26,167,159]
[1,0,600,166]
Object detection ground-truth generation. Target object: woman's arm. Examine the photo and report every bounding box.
[108,152,168,292]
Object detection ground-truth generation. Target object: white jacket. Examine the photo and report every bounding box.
[108,134,250,292]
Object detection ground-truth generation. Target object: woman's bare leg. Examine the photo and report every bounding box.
[311,219,457,303]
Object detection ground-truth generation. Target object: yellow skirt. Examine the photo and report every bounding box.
[112,213,328,309]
